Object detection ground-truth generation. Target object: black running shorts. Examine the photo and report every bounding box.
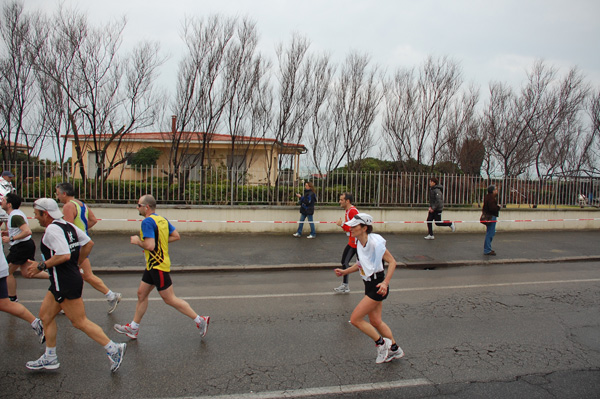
[0,277,8,299]
[363,271,388,302]
[142,268,173,291]
[50,284,83,303]
[7,240,36,265]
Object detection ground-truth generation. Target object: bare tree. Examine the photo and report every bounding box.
[327,52,381,171]
[527,63,590,179]
[560,87,600,177]
[437,83,480,166]
[424,56,463,169]
[0,1,46,163]
[383,56,463,171]
[263,33,319,195]
[306,54,336,175]
[35,6,164,193]
[382,68,415,170]
[170,15,235,174]
[222,17,271,178]
[483,80,537,178]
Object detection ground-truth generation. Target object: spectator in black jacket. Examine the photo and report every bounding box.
[483,185,501,255]
[293,182,317,239]
[424,177,455,240]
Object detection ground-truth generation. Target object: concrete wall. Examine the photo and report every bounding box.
[21,204,600,234]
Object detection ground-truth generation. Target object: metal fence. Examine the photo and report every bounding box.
[3,161,600,208]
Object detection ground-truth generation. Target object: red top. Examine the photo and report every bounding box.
[342,206,359,248]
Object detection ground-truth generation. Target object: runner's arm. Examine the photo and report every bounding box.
[87,207,98,229]
[168,229,180,242]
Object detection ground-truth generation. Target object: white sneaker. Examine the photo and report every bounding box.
[376,338,392,364]
[424,235,435,240]
[108,342,126,372]
[107,292,122,314]
[26,353,60,370]
[114,323,139,339]
[334,284,350,293]
[450,223,456,232]
[385,345,405,362]
[32,318,45,344]
[307,235,316,239]
[292,233,301,238]
[197,316,210,338]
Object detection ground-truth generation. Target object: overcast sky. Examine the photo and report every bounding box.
[24,0,600,98]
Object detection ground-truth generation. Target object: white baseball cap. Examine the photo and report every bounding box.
[344,212,373,227]
[33,198,64,219]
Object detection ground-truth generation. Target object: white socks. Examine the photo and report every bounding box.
[45,347,57,358]
[104,341,118,354]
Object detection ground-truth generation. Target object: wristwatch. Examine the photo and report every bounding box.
[37,262,47,271]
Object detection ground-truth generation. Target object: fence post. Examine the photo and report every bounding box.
[376,171,381,207]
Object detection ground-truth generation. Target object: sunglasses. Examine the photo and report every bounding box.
[353,215,367,223]
[136,203,146,208]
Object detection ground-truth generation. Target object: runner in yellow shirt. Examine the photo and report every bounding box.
[113,194,210,339]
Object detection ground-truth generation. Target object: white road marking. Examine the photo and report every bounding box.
[18,278,600,303]
[159,378,432,399]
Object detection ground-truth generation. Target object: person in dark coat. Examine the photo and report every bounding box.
[293,182,317,238]
[482,185,501,255]
[424,177,455,240]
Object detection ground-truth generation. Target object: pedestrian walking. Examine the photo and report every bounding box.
[113,194,210,339]
[483,185,501,255]
[424,177,455,240]
[292,182,317,238]
[334,213,404,364]
[1,193,45,303]
[56,183,122,313]
[333,192,358,293]
[24,198,125,372]
[0,245,45,344]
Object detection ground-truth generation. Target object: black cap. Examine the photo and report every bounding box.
[487,185,495,193]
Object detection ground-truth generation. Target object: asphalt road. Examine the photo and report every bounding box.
[1,261,600,398]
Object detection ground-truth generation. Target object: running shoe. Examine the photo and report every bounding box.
[26,354,60,370]
[107,293,122,314]
[32,318,45,344]
[307,235,316,239]
[333,284,350,293]
[385,345,405,362]
[108,342,126,372]
[424,235,435,240]
[451,222,456,232]
[197,316,210,338]
[376,338,392,364]
[113,323,139,339]
[292,233,301,237]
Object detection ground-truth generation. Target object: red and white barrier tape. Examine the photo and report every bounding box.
[24,217,600,224]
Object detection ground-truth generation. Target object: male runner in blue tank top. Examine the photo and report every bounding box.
[113,194,210,339]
